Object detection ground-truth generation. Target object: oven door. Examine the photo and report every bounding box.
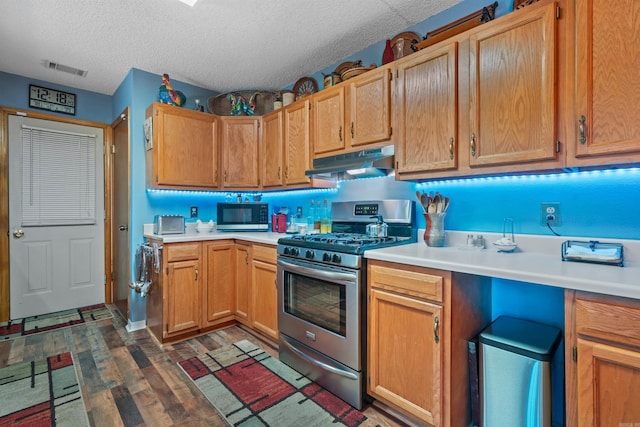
[277,256,361,370]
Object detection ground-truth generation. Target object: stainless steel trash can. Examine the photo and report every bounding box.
[479,316,561,427]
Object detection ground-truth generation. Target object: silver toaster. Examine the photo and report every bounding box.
[153,215,185,235]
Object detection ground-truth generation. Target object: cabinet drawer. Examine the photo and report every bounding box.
[165,242,201,262]
[576,296,640,348]
[252,244,277,264]
[368,261,445,303]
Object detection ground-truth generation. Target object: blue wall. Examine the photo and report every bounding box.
[0,70,113,123]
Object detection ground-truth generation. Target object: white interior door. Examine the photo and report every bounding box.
[8,115,105,319]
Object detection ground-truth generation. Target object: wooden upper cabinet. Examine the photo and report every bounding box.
[261,110,284,188]
[313,85,346,155]
[348,66,392,147]
[570,0,640,164]
[283,100,312,185]
[468,1,558,168]
[220,116,261,189]
[395,42,458,176]
[145,103,218,189]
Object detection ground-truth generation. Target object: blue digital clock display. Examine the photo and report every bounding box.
[29,84,76,115]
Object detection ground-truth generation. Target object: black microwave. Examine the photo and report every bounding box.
[216,203,269,231]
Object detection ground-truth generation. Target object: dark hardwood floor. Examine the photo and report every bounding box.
[0,306,405,427]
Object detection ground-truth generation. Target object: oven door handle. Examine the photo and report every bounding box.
[280,336,358,380]
[278,259,357,284]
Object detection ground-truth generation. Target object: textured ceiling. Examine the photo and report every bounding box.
[0,0,464,95]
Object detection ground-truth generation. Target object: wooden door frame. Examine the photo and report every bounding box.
[0,107,112,322]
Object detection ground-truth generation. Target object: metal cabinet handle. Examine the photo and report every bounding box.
[224,170,227,182]
[285,166,288,179]
[245,252,248,265]
[194,266,198,281]
[277,166,281,179]
[351,122,355,139]
[433,316,440,344]
[470,133,477,157]
[339,125,343,141]
[449,137,454,160]
[579,115,587,144]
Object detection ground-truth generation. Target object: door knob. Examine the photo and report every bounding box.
[119,225,128,231]
[13,229,24,238]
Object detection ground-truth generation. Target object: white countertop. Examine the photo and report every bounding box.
[365,231,640,300]
[143,223,282,246]
[144,224,639,300]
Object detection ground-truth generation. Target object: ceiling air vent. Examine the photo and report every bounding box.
[45,60,88,77]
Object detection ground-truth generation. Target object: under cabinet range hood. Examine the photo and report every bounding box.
[305,145,395,179]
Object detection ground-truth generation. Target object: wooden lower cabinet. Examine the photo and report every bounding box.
[250,244,278,341]
[203,241,236,328]
[147,240,278,344]
[565,290,640,427]
[147,241,202,342]
[234,243,252,326]
[367,260,490,427]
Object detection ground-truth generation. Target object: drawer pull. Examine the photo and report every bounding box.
[433,316,440,344]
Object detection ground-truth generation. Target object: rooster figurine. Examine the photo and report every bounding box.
[245,92,259,116]
[158,73,186,107]
[227,93,244,116]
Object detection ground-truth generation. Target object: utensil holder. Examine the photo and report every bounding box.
[424,213,446,247]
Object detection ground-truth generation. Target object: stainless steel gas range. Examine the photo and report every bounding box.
[276,199,416,409]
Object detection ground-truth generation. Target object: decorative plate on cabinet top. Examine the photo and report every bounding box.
[293,77,318,100]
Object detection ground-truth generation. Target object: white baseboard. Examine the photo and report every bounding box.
[125,319,146,333]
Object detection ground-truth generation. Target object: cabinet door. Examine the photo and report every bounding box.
[284,100,312,185]
[572,0,640,161]
[348,67,392,147]
[313,86,346,155]
[251,245,278,340]
[368,287,442,425]
[577,338,640,426]
[395,43,458,175]
[234,243,251,325]
[203,241,235,327]
[148,103,218,188]
[166,259,201,336]
[468,2,557,167]
[220,117,260,189]
[261,111,284,188]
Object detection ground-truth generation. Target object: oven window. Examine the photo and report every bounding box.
[283,271,346,336]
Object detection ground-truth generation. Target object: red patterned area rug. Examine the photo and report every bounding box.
[178,339,378,427]
[0,352,89,426]
[0,303,112,341]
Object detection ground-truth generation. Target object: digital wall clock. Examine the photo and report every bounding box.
[29,84,76,115]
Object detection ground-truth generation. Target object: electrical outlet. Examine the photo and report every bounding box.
[190,206,198,218]
[540,202,561,226]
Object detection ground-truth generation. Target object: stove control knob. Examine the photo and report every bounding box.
[305,250,315,259]
[323,253,332,262]
[283,247,291,255]
[332,254,342,263]
[291,247,299,256]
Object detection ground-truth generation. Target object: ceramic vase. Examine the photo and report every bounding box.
[382,39,394,65]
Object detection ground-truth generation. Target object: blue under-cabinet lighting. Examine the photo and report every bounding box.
[415,167,640,190]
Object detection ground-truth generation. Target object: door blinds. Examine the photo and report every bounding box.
[21,125,97,226]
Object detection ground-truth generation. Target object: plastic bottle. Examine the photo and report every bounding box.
[320,200,331,233]
[314,200,322,231]
[307,200,316,230]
